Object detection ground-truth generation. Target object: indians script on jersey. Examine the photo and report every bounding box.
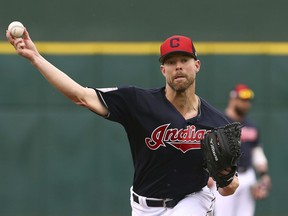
[145,123,208,153]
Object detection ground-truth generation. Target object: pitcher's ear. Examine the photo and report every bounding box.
[160,65,166,75]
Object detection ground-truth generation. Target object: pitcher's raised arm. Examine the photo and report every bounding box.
[6,26,108,116]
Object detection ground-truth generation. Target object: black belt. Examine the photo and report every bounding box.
[132,193,185,208]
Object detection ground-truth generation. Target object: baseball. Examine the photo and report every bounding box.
[8,21,25,38]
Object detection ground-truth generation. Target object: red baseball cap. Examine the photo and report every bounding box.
[159,35,197,63]
[230,84,255,100]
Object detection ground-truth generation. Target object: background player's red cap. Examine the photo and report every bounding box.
[230,84,255,100]
[159,35,197,63]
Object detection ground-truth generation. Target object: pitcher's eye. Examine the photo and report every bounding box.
[181,58,188,63]
[166,59,175,65]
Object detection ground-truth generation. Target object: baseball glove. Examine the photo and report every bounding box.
[201,122,242,188]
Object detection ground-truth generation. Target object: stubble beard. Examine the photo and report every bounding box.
[167,77,194,93]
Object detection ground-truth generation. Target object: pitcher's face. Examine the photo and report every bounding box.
[161,54,200,92]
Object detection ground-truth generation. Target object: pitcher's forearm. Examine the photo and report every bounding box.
[32,55,86,104]
[218,175,239,196]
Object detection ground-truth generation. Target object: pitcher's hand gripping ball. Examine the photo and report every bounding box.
[8,21,24,38]
[201,122,242,188]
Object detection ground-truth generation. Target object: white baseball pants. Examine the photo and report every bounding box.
[214,168,257,216]
[130,186,215,216]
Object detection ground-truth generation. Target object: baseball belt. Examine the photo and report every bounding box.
[132,193,185,208]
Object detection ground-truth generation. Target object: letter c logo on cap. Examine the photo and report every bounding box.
[170,38,180,48]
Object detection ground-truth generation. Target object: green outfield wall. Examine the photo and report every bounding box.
[0,0,287,215]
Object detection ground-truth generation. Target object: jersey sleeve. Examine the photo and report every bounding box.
[94,86,136,125]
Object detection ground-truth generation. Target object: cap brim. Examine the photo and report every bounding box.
[159,51,197,63]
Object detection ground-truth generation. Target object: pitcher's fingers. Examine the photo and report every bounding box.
[14,38,25,50]
[6,30,16,46]
[22,28,31,40]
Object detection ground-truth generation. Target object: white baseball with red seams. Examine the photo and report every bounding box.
[8,21,24,38]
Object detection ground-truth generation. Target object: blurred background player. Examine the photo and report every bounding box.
[211,84,272,216]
